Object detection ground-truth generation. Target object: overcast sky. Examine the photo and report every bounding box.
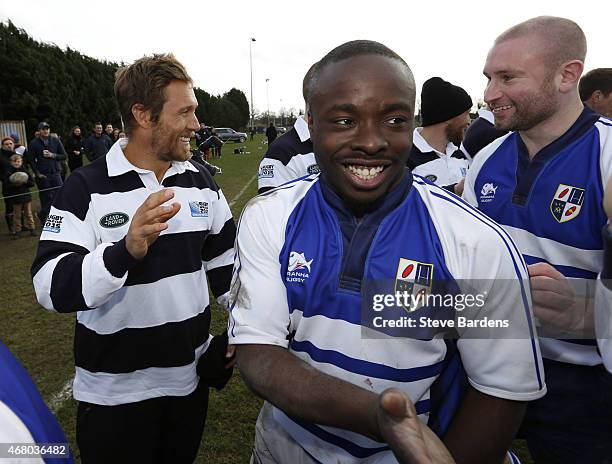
[2,0,610,120]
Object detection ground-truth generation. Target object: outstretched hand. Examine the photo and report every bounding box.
[377,389,454,464]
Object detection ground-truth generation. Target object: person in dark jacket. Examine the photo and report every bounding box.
[4,154,36,238]
[0,137,16,233]
[83,122,113,162]
[65,126,85,172]
[27,121,67,223]
[265,122,278,145]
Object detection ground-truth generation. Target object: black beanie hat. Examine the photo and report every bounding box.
[420,77,472,127]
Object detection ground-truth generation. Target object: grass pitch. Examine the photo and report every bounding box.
[0,134,533,463]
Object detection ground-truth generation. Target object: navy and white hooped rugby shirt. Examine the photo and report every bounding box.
[31,139,235,406]
[257,116,317,193]
[229,171,545,464]
[463,108,612,366]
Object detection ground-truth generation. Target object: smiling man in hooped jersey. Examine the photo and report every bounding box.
[31,54,236,463]
[463,16,612,463]
[229,40,545,464]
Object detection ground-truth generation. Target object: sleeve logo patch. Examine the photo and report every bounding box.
[189,201,209,217]
[99,212,129,228]
[43,214,63,233]
[258,164,274,178]
[307,164,320,175]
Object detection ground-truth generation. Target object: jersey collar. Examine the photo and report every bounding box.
[106,138,199,178]
[413,127,458,157]
[294,116,311,143]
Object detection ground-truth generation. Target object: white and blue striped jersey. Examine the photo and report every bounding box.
[229,171,545,463]
[31,139,235,406]
[463,108,612,366]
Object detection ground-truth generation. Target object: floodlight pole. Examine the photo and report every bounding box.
[266,78,270,126]
[249,37,256,131]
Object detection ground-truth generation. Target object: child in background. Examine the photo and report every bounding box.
[5,154,36,238]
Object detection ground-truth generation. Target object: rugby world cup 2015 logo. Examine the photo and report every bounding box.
[394,258,434,312]
[550,184,585,223]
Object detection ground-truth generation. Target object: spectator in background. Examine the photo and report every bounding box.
[4,154,36,238]
[579,68,612,117]
[407,77,472,194]
[104,123,114,140]
[118,130,127,139]
[265,122,277,145]
[27,121,66,224]
[84,122,113,162]
[9,132,27,157]
[112,128,121,142]
[1,137,16,233]
[65,126,85,172]
[459,107,508,161]
[195,122,212,146]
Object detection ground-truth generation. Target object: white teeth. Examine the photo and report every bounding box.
[347,165,384,180]
[492,105,512,112]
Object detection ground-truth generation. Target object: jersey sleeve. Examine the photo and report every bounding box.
[452,215,545,400]
[31,172,139,313]
[257,157,301,192]
[424,186,545,401]
[201,188,236,307]
[228,197,291,348]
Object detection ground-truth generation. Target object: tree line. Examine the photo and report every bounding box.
[0,20,250,141]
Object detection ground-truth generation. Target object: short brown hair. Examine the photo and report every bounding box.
[114,53,192,135]
[579,68,612,101]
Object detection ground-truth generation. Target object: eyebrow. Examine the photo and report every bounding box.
[483,68,523,78]
[326,102,413,113]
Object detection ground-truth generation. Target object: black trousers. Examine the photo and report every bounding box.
[77,381,209,464]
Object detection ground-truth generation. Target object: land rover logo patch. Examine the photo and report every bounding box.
[100,212,129,228]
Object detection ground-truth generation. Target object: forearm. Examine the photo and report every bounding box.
[442,386,524,464]
[237,344,382,440]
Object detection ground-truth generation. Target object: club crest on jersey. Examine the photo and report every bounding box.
[286,251,313,283]
[480,183,498,203]
[550,184,585,223]
[189,201,209,217]
[394,258,434,312]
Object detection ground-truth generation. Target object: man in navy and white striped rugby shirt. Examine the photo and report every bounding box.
[230,40,544,464]
[31,54,235,463]
[463,16,612,463]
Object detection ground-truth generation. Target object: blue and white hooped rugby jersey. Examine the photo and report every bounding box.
[463,108,612,366]
[229,171,545,463]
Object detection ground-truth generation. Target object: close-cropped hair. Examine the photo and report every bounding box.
[579,68,612,101]
[307,40,413,102]
[114,53,192,135]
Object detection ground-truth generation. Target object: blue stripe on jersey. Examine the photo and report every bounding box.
[522,255,598,279]
[414,181,543,390]
[289,416,390,458]
[259,174,318,197]
[291,339,445,383]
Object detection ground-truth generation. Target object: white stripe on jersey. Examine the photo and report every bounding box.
[257,152,317,190]
[595,279,612,373]
[504,225,603,273]
[539,339,601,366]
[32,253,72,312]
[77,271,210,334]
[73,338,211,405]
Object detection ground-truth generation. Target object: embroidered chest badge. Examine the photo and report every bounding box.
[550,184,585,223]
[394,258,434,312]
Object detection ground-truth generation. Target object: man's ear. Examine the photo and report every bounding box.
[559,60,584,94]
[131,104,153,129]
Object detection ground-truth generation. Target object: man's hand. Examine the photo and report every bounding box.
[529,262,591,331]
[42,149,54,159]
[125,189,181,260]
[453,178,465,196]
[377,389,454,464]
[35,172,46,179]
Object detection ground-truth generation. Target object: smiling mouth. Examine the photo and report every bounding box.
[491,104,513,113]
[345,164,386,181]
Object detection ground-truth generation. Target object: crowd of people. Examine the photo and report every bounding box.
[1,13,612,464]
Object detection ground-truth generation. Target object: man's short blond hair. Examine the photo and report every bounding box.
[495,16,586,69]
